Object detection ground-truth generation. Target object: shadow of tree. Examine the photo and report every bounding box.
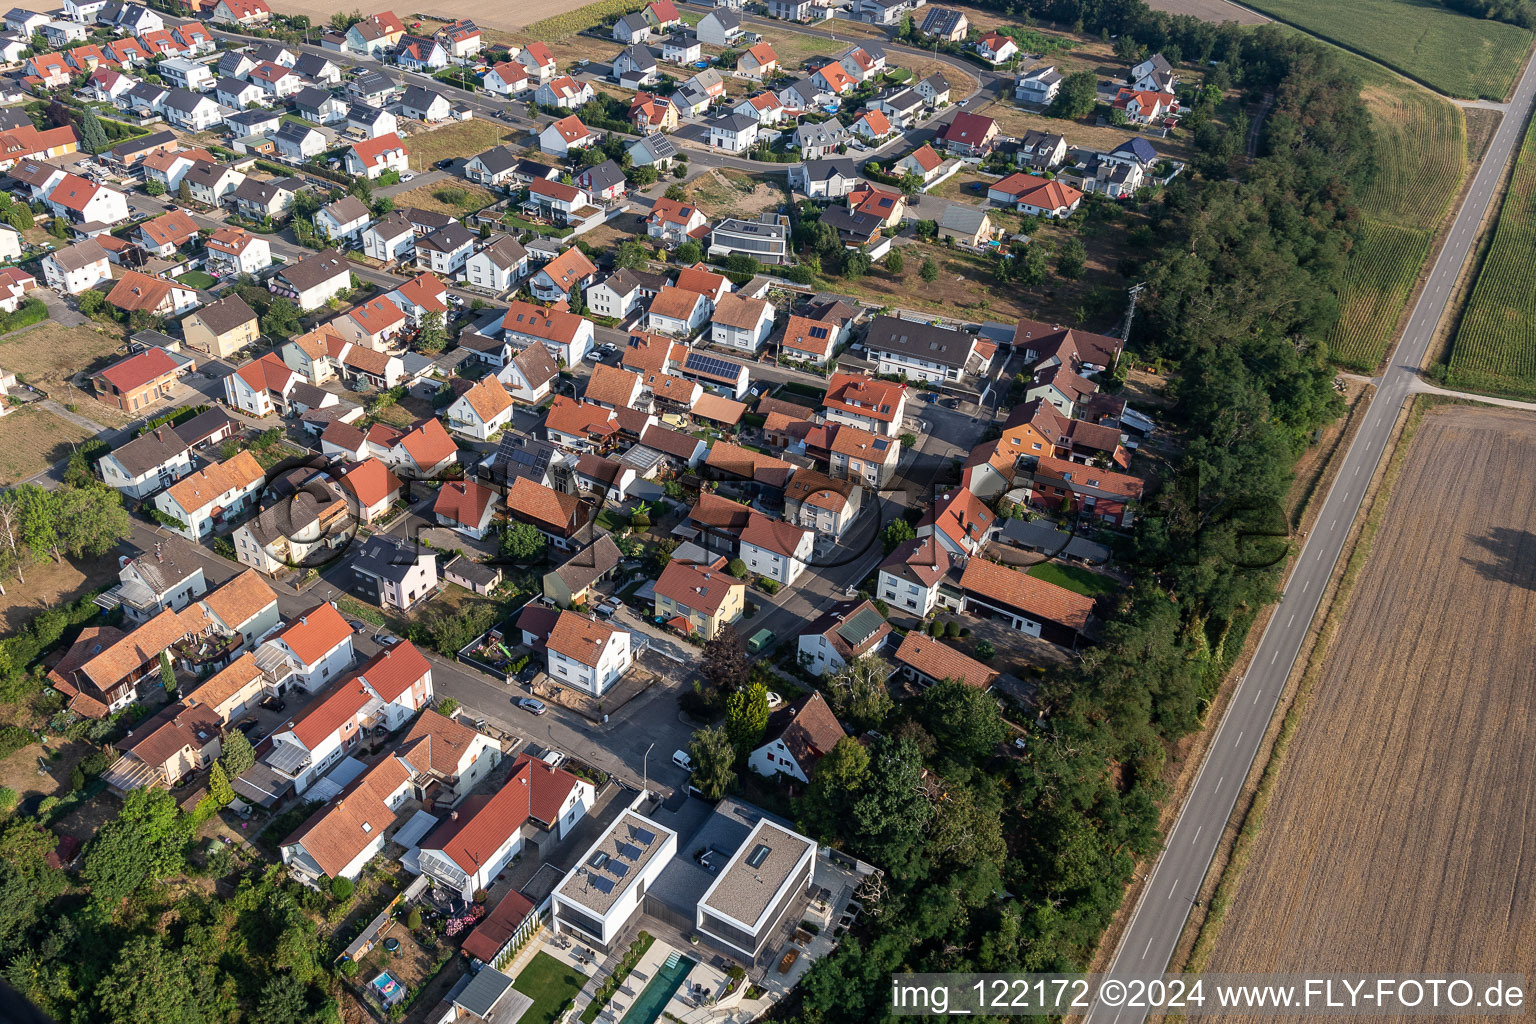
[1461,525,1536,591]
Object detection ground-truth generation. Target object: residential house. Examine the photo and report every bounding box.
[273,120,326,162]
[736,42,778,80]
[709,215,789,266]
[893,630,997,691]
[987,172,1083,217]
[105,271,198,318]
[542,535,622,609]
[747,691,845,782]
[159,57,213,91]
[399,85,451,121]
[223,352,296,416]
[152,450,264,539]
[628,133,679,170]
[362,210,415,263]
[918,486,996,558]
[528,247,598,303]
[251,61,302,99]
[739,511,813,585]
[878,535,954,616]
[788,158,859,200]
[535,74,596,109]
[504,476,589,550]
[204,225,269,278]
[257,600,354,696]
[784,469,861,539]
[293,52,340,84]
[612,12,650,43]
[822,371,907,437]
[974,30,1018,64]
[539,114,598,157]
[346,533,437,612]
[939,111,998,156]
[1018,128,1069,170]
[838,43,886,81]
[710,292,774,352]
[707,113,759,153]
[348,69,397,105]
[315,195,372,243]
[918,6,967,40]
[732,91,787,126]
[464,234,528,292]
[271,249,350,310]
[231,175,298,221]
[629,91,677,134]
[279,752,413,884]
[97,427,194,499]
[385,272,450,325]
[338,459,402,525]
[346,103,398,138]
[464,145,521,186]
[576,160,627,204]
[793,121,849,160]
[653,556,744,638]
[502,299,595,366]
[647,196,709,247]
[1112,88,1176,124]
[47,174,129,227]
[810,61,855,95]
[482,59,531,96]
[394,34,448,71]
[863,314,992,382]
[1015,64,1062,105]
[853,108,894,141]
[523,177,592,225]
[1129,52,1177,93]
[434,479,499,539]
[184,161,246,208]
[646,286,710,336]
[434,18,480,61]
[546,611,631,697]
[767,0,819,20]
[497,343,558,404]
[958,556,1095,644]
[516,41,557,81]
[1026,455,1142,527]
[210,0,270,25]
[445,374,514,440]
[182,294,259,359]
[585,268,664,320]
[696,9,742,46]
[336,297,407,353]
[415,222,477,276]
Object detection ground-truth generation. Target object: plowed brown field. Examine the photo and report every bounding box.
[1209,404,1536,1012]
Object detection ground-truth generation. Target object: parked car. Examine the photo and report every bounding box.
[541,749,567,768]
[259,695,287,712]
[517,697,547,715]
[400,171,415,181]
[672,749,694,772]
[374,633,400,645]
[235,719,259,735]
[347,619,369,633]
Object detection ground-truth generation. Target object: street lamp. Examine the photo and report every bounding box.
[642,741,654,800]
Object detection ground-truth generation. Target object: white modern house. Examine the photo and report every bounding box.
[551,810,677,951]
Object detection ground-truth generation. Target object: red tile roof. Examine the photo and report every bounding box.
[894,631,997,690]
[286,675,373,749]
[958,557,1095,631]
[397,418,456,471]
[356,639,430,702]
[281,753,411,877]
[506,476,584,534]
[434,478,498,529]
[824,372,904,423]
[547,611,620,667]
[98,347,180,393]
[349,131,408,169]
[273,601,351,665]
[339,458,402,507]
[653,557,741,615]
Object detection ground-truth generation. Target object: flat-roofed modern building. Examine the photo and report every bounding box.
[695,818,816,961]
[551,809,677,951]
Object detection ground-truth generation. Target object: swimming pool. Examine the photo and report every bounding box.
[619,952,698,1024]
[371,971,405,1006]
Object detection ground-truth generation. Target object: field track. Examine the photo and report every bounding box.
[1209,405,1536,1012]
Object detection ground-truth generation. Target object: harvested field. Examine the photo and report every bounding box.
[1209,405,1536,996]
[1143,0,1270,23]
[0,406,96,485]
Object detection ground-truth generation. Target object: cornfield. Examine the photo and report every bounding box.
[523,0,644,40]
[1324,52,1467,372]
[1326,222,1431,371]
[1448,117,1536,398]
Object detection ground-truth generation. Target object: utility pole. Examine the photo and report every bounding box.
[1121,280,1145,345]
[642,741,654,799]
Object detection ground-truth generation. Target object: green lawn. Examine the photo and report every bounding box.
[1240,0,1530,99]
[176,270,216,289]
[512,952,586,1024]
[1026,561,1118,598]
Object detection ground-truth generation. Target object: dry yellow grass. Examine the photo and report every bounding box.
[0,406,95,485]
[1209,404,1536,997]
[403,119,518,171]
[390,181,499,217]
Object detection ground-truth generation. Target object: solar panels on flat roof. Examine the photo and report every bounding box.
[616,840,643,861]
[746,843,771,869]
[632,825,658,846]
[589,873,616,895]
[608,860,630,878]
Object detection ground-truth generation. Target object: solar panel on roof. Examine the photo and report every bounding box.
[683,352,741,379]
[616,840,643,861]
[589,874,616,894]
[608,860,630,878]
[632,825,658,846]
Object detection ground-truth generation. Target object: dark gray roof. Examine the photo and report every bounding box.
[347,102,390,123]
[453,967,527,1020]
[619,43,658,69]
[184,162,235,187]
[215,76,254,95]
[292,53,335,78]
[161,88,210,114]
[400,85,446,111]
[445,554,500,588]
[795,121,848,147]
[275,120,322,143]
[470,145,519,174]
[110,129,175,158]
[821,204,881,240]
[190,293,257,335]
[366,209,413,238]
[417,222,476,253]
[799,157,857,182]
[225,109,280,130]
[921,72,950,93]
[172,408,235,447]
[579,159,625,192]
[216,50,252,76]
[616,12,649,32]
[546,535,622,593]
[628,134,677,162]
[248,42,291,63]
[352,70,395,94]
[321,194,371,224]
[477,234,528,270]
[487,434,559,487]
[233,176,297,205]
[105,426,189,476]
[865,314,976,367]
[709,112,757,133]
[293,86,338,111]
[279,248,349,290]
[704,9,741,28]
[919,6,965,34]
[1000,518,1110,563]
[401,207,455,232]
[351,533,431,584]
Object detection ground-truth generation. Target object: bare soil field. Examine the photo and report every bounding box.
[1143,0,1270,23]
[1209,404,1536,998]
[0,549,120,635]
[0,322,130,406]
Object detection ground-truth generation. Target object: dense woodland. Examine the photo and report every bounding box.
[0,3,1380,1022]
[777,10,1373,1023]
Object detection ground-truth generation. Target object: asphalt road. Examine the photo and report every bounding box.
[1086,48,1536,1024]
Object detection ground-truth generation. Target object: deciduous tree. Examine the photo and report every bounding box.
[688,725,735,800]
[826,655,894,731]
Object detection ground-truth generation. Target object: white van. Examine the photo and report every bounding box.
[672,749,694,772]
